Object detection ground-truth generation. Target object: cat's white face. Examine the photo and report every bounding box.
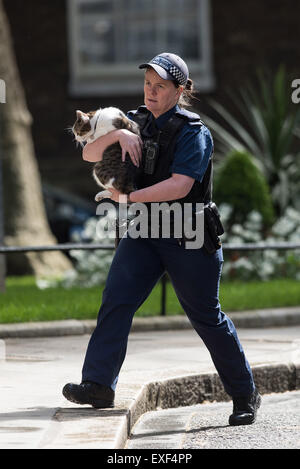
[73,107,127,143]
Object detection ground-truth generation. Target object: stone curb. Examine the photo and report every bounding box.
[0,306,300,338]
[0,339,5,360]
[49,360,300,449]
[119,361,300,448]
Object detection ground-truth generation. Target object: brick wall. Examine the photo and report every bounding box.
[3,0,300,199]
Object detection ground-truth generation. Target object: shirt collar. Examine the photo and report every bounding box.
[153,104,179,129]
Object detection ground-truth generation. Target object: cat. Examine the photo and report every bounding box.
[72,107,141,202]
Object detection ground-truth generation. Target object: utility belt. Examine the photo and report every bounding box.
[175,201,224,253]
[114,201,224,254]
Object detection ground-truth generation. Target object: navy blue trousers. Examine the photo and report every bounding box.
[82,236,255,397]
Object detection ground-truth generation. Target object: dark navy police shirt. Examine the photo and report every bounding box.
[128,104,213,183]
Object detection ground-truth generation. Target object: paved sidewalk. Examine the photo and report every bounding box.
[0,313,299,449]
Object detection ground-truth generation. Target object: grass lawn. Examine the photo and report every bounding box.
[0,277,300,323]
[0,276,299,324]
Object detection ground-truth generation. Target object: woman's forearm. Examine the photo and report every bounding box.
[82,129,143,166]
[130,174,194,203]
[82,130,120,162]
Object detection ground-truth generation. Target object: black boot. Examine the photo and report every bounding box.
[229,388,261,426]
[62,381,115,408]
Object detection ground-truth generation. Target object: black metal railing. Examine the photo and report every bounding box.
[0,241,299,315]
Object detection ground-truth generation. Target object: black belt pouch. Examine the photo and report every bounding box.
[203,202,224,254]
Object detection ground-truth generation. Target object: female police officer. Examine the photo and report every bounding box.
[63,53,261,426]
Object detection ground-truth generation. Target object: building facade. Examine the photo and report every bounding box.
[3,0,300,199]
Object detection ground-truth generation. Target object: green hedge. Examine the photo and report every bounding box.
[214,150,275,227]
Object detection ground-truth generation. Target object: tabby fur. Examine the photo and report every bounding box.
[72,107,141,201]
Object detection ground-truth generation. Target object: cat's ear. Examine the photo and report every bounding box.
[76,110,89,123]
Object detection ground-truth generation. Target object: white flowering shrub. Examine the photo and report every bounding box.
[36,204,299,289]
[37,210,116,289]
[220,204,300,281]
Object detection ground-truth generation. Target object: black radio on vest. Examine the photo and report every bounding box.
[143,140,160,175]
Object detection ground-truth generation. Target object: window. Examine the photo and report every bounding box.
[67,0,215,96]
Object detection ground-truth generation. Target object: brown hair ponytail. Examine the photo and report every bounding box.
[175,78,196,108]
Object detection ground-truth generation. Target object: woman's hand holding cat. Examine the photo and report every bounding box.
[82,129,142,165]
[117,129,143,167]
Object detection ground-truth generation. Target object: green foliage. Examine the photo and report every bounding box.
[214,150,275,227]
[201,66,300,215]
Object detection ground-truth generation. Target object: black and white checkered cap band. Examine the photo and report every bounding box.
[169,65,187,85]
[151,56,188,85]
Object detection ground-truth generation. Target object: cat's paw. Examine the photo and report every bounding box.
[95,190,112,202]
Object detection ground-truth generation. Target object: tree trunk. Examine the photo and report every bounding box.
[0,0,71,277]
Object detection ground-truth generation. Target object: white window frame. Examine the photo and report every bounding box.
[67,0,215,96]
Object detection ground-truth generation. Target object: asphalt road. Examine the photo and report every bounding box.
[127,390,300,449]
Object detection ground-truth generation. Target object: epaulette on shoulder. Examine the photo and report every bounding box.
[127,106,151,128]
[175,108,203,127]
